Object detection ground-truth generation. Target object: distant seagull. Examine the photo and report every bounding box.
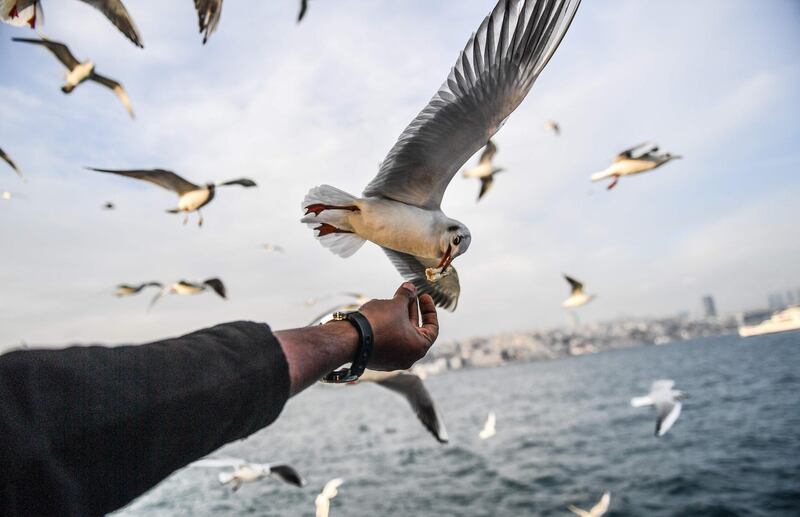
[0,147,23,180]
[479,411,496,440]
[462,140,504,201]
[1,190,14,201]
[190,457,305,492]
[562,274,594,309]
[301,0,581,311]
[194,0,223,43]
[315,478,344,517]
[568,491,611,517]
[86,168,257,226]
[262,243,285,253]
[306,293,369,325]
[544,120,561,136]
[631,380,687,437]
[359,370,449,444]
[150,278,227,308]
[297,0,308,22]
[591,142,681,190]
[13,37,135,118]
[102,201,115,210]
[114,282,162,297]
[6,0,143,47]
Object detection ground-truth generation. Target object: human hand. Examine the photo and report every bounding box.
[359,282,439,371]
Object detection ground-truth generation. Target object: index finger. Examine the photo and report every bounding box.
[418,293,439,342]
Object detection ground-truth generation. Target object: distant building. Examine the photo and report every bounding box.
[702,295,718,319]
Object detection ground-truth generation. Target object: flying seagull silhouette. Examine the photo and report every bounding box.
[592,142,681,190]
[193,0,223,43]
[0,147,23,180]
[631,380,687,437]
[562,274,594,309]
[463,140,504,201]
[568,491,611,517]
[13,37,135,118]
[301,0,581,311]
[190,458,305,492]
[114,282,162,297]
[149,278,227,308]
[87,167,256,226]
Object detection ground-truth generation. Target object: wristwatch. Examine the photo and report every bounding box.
[321,310,374,383]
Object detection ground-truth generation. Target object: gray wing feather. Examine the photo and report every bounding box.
[79,0,143,47]
[381,248,460,311]
[563,274,583,294]
[269,464,306,487]
[203,278,227,299]
[478,176,494,201]
[218,178,257,187]
[362,0,581,210]
[88,72,135,118]
[478,140,497,164]
[0,147,23,178]
[297,0,308,22]
[12,38,80,69]
[615,141,657,161]
[87,168,199,194]
[194,0,223,43]
[375,372,449,443]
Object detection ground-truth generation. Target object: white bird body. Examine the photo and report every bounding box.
[479,412,496,439]
[177,187,214,212]
[562,292,594,309]
[592,142,681,189]
[462,161,494,179]
[219,464,266,485]
[568,491,611,517]
[65,61,95,89]
[631,380,686,437]
[591,158,659,180]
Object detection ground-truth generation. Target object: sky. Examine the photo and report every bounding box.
[0,0,799,350]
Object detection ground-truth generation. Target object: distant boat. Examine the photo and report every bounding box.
[739,306,800,337]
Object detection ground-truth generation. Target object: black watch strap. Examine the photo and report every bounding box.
[321,311,374,383]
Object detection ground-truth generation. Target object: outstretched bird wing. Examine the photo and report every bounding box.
[87,168,200,194]
[372,371,449,444]
[362,0,580,210]
[563,274,583,295]
[381,247,460,311]
[218,178,257,187]
[79,0,143,48]
[190,457,246,468]
[478,175,494,201]
[614,141,657,161]
[194,0,223,43]
[297,0,308,22]
[478,139,497,165]
[566,505,592,517]
[12,37,80,69]
[655,400,681,437]
[89,72,135,118]
[268,464,306,488]
[203,278,227,299]
[0,147,23,179]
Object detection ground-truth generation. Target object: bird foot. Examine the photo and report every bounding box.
[314,223,352,237]
[9,5,18,18]
[304,204,360,216]
[607,176,619,190]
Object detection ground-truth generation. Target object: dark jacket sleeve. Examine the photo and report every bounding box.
[0,321,290,517]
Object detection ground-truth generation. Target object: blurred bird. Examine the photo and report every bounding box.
[544,120,560,135]
[190,458,305,492]
[631,380,687,437]
[462,140,504,201]
[297,0,309,22]
[306,293,369,324]
[315,478,344,517]
[567,491,611,517]
[562,274,594,309]
[149,278,227,308]
[591,142,681,190]
[0,147,23,180]
[302,0,581,311]
[102,201,115,210]
[114,282,162,297]
[359,370,449,444]
[1,191,14,201]
[479,412,496,439]
[194,0,223,43]
[262,243,285,253]
[86,167,256,226]
[2,1,142,46]
[13,37,135,118]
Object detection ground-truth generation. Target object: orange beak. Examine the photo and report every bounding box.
[436,244,454,271]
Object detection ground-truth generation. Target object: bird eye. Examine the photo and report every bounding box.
[453,236,462,245]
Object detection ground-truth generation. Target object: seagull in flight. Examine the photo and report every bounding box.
[3,1,142,47]
[462,140,504,201]
[631,380,687,437]
[149,278,227,308]
[262,243,285,253]
[591,142,681,190]
[479,412,496,439]
[568,491,611,517]
[301,0,581,311]
[102,201,115,210]
[544,120,560,135]
[114,282,162,297]
[87,167,257,226]
[315,478,344,517]
[562,274,594,309]
[13,37,135,118]
[194,0,223,43]
[0,147,23,180]
[190,457,305,492]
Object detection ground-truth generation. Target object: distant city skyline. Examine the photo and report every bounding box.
[1,0,799,349]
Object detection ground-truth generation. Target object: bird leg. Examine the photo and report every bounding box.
[197,210,204,227]
[314,223,352,237]
[304,204,360,216]
[183,213,189,225]
[9,4,18,18]
[607,175,620,190]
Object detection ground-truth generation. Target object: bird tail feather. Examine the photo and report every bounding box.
[301,185,365,258]
[590,170,612,182]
